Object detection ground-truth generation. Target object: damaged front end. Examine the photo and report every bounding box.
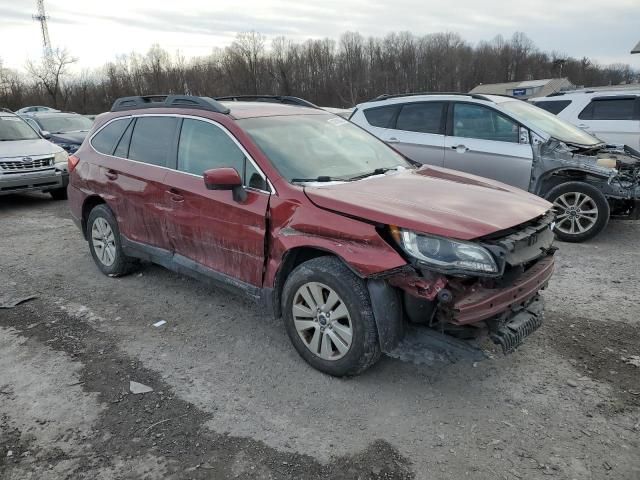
[378,211,557,354]
[533,139,640,217]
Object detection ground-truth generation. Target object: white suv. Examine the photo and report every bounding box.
[530,90,640,150]
[350,93,640,242]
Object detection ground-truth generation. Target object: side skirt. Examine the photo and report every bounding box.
[121,236,275,315]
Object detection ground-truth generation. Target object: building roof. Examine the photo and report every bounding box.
[469,78,574,99]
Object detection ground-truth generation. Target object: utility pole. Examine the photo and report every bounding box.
[33,0,53,61]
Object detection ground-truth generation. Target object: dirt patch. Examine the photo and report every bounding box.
[542,314,640,412]
[0,300,414,479]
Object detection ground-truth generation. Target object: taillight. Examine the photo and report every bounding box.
[68,154,80,172]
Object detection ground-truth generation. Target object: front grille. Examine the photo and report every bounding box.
[0,157,54,172]
[482,210,556,267]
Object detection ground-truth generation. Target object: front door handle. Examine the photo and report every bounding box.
[166,188,184,203]
[578,124,590,129]
[105,170,118,180]
[387,137,400,144]
[451,145,469,153]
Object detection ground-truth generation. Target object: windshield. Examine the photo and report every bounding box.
[239,114,410,182]
[501,100,601,147]
[0,116,41,141]
[37,115,93,134]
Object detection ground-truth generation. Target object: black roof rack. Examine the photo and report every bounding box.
[369,92,492,102]
[215,95,318,108]
[110,95,230,114]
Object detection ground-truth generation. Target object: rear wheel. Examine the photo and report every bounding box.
[281,256,381,376]
[87,204,138,276]
[49,187,68,200]
[546,181,610,242]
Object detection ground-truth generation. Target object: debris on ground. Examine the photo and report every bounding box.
[129,381,153,394]
[0,295,38,309]
[152,320,167,327]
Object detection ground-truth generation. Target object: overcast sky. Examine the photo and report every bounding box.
[1,0,639,72]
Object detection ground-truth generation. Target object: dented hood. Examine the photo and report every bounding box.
[304,166,552,240]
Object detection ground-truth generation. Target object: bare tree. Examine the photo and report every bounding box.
[26,49,77,108]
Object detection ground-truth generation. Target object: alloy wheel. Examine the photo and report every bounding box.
[91,217,116,267]
[553,192,599,236]
[292,282,353,361]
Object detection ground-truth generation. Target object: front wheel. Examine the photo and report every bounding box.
[281,256,381,376]
[546,181,610,242]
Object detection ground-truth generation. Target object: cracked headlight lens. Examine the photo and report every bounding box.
[390,226,498,274]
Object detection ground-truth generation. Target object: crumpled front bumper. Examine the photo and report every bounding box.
[448,254,555,325]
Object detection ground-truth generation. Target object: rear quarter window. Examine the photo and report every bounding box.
[91,118,131,155]
[128,117,179,167]
[532,100,572,115]
[363,105,398,128]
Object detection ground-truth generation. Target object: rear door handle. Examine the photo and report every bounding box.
[387,137,400,144]
[166,188,184,203]
[105,170,118,180]
[451,145,469,152]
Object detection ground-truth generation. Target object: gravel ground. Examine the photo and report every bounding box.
[1,192,639,480]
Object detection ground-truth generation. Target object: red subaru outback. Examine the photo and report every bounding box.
[68,95,556,376]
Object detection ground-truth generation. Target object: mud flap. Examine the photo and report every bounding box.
[490,296,544,354]
[367,279,403,352]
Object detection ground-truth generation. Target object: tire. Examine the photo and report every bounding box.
[281,256,381,377]
[49,187,68,200]
[545,181,610,242]
[86,204,138,276]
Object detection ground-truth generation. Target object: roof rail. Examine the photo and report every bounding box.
[110,95,230,114]
[369,92,492,102]
[215,95,318,108]
[1,107,14,113]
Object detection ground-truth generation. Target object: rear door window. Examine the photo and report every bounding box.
[128,116,179,167]
[91,118,131,155]
[452,103,519,143]
[578,98,638,120]
[532,100,571,115]
[395,102,445,134]
[363,105,399,128]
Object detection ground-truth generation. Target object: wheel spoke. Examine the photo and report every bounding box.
[324,290,340,312]
[577,195,592,208]
[575,218,587,233]
[293,304,314,318]
[331,302,349,320]
[294,319,316,332]
[327,330,349,355]
[299,287,318,310]
[572,193,583,208]
[331,323,352,346]
[308,283,325,309]
[321,331,333,358]
[308,327,321,354]
[554,195,571,209]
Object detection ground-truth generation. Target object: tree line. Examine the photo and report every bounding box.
[1,31,638,113]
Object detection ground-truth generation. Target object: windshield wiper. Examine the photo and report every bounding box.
[347,166,400,181]
[291,176,345,184]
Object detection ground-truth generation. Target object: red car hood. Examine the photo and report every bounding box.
[304,166,552,240]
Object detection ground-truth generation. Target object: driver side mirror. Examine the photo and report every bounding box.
[203,167,247,202]
[41,130,51,139]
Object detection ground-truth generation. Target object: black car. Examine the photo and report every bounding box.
[20,112,94,153]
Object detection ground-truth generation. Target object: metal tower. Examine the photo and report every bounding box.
[33,0,52,58]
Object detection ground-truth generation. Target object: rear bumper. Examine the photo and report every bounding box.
[449,254,555,325]
[0,170,66,195]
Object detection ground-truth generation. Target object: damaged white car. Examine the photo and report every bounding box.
[351,93,640,242]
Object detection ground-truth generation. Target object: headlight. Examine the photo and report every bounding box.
[390,226,498,275]
[54,150,69,164]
